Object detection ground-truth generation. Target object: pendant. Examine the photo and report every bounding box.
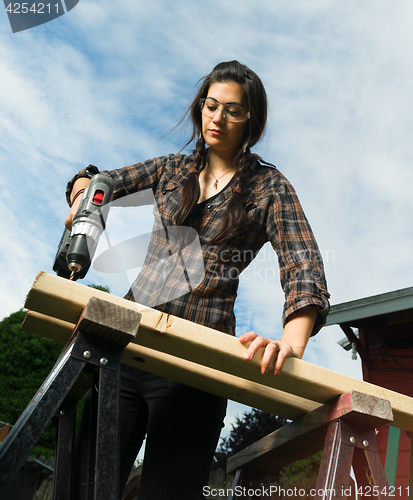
[214,180,218,189]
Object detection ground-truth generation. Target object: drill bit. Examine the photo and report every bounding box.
[69,270,75,281]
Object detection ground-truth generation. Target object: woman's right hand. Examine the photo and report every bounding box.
[65,178,91,230]
[64,203,79,230]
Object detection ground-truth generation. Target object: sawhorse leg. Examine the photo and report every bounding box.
[52,331,125,500]
[316,419,391,499]
[226,391,394,500]
[0,297,140,500]
[53,398,78,499]
[0,341,86,494]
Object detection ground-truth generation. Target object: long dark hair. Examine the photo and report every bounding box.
[175,61,268,243]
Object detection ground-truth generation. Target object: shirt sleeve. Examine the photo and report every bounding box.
[65,165,99,206]
[66,156,173,206]
[266,178,330,335]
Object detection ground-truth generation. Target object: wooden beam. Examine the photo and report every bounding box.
[23,272,413,431]
[0,425,11,443]
[74,296,141,346]
[226,391,393,474]
[23,311,320,419]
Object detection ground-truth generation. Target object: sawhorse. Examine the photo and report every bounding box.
[227,391,394,499]
[0,297,141,500]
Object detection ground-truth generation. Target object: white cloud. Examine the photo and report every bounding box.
[1,1,412,396]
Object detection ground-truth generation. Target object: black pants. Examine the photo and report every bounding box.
[73,365,227,500]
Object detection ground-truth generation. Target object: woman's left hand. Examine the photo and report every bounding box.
[239,331,299,376]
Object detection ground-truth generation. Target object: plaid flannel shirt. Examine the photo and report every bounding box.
[67,153,330,336]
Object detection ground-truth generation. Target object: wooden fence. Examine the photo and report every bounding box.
[31,456,53,500]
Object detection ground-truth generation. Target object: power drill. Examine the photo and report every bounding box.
[53,169,114,281]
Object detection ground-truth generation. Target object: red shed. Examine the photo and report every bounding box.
[326,287,413,497]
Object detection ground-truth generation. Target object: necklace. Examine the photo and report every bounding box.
[209,163,234,189]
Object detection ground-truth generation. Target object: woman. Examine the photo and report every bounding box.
[66,61,330,500]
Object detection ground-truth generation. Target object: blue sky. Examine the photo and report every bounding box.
[1,0,413,435]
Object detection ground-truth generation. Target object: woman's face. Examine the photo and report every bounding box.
[201,81,248,158]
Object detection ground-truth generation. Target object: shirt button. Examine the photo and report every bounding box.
[206,204,212,210]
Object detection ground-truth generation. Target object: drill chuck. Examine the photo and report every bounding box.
[67,217,105,273]
[66,234,91,273]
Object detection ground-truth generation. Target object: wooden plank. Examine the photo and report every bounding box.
[21,312,74,344]
[23,311,320,419]
[23,272,413,431]
[0,425,11,443]
[75,296,141,346]
[226,391,393,474]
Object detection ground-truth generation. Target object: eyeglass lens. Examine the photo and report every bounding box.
[201,98,250,122]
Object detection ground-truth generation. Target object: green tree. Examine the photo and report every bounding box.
[89,284,110,293]
[278,451,323,487]
[0,284,110,458]
[213,409,289,473]
[0,309,63,457]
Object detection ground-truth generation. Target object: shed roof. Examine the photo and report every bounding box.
[326,286,413,327]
